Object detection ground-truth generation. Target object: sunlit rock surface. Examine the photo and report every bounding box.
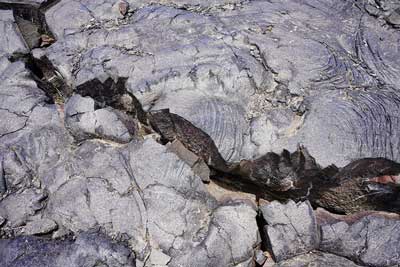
[1,0,400,266]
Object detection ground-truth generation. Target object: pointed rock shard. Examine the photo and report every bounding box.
[22,218,58,235]
[238,147,320,192]
[315,158,400,214]
[149,109,228,172]
[166,140,210,182]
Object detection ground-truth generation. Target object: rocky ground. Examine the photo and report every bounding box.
[0,0,400,266]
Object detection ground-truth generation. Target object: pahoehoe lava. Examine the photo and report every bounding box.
[1,0,400,266]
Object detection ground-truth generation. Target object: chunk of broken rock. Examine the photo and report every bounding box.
[64,94,135,143]
[166,140,210,182]
[149,248,171,266]
[149,109,228,172]
[316,208,400,267]
[260,200,319,262]
[272,251,362,267]
[206,180,257,206]
[22,218,58,235]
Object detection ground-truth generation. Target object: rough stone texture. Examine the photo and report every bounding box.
[0,188,47,228]
[272,252,362,267]
[1,132,259,266]
[0,10,29,57]
[169,201,260,267]
[260,200,319,262]
[64,94,135,143]
[35,0,400,167]
[166,139,211,182]
[0,11,260,261]
[0,232,136,267]
[1,0,400,266]
[22,218,58,235]
[317,209,400,266]
[313,157,400,214]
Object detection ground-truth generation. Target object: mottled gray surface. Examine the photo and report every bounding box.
[35,0,400,166]
[64,94,134,142]
[1,0,400,266]
[273,252,362,267]
[0,10,29,57]
[319,213,400,266]
[260,201,320,262]
[0,232,136,267]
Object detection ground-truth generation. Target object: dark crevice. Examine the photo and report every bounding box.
[210,171,287,202]
[255,211,268,252]
[75,77,147,124]
[147,109,400,215]
[11,53,71,104]
[0,1,58,49]
[0,159,6,195]
[1,0,70,104]
[255,210,274,265]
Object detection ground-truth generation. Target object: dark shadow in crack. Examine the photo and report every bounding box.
[1,0,72,103]
[76,77,147,124]
[0,1,59,49]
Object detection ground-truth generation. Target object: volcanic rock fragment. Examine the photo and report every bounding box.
[167,139,211,182]
[260,200,320,262]
[316,208,400,266]
[238,147,320,192]
[314,158,400,213]
[272,252,362,267]
[149,109,229,172]
[64,94,137,143]
[0,232,136,267]
[22,218,58,235]
[385,7,400,26]
[0,188,47,228]
[118,0,129,16]
[0,10,29,56]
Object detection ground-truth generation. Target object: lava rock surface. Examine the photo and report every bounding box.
[1,0,400,266]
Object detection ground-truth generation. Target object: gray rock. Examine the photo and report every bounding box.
[0,10,29,57]
[385,8,400,26]
[169,201,260,267]
[64,94,134,143]
[255,249,267,266]
[0,56,48,149]
[149,249,171,266]
[22,218,58,235]
[0,188,47,227]
[38,0,400,168]
[0,232,136,267]
[2,0,400,266]
[317,209,400,266]
[260,200,319,262]
[251,89,400,167]
[34,138,258,265]
[273,251,362,267]
[166,139,210,182]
